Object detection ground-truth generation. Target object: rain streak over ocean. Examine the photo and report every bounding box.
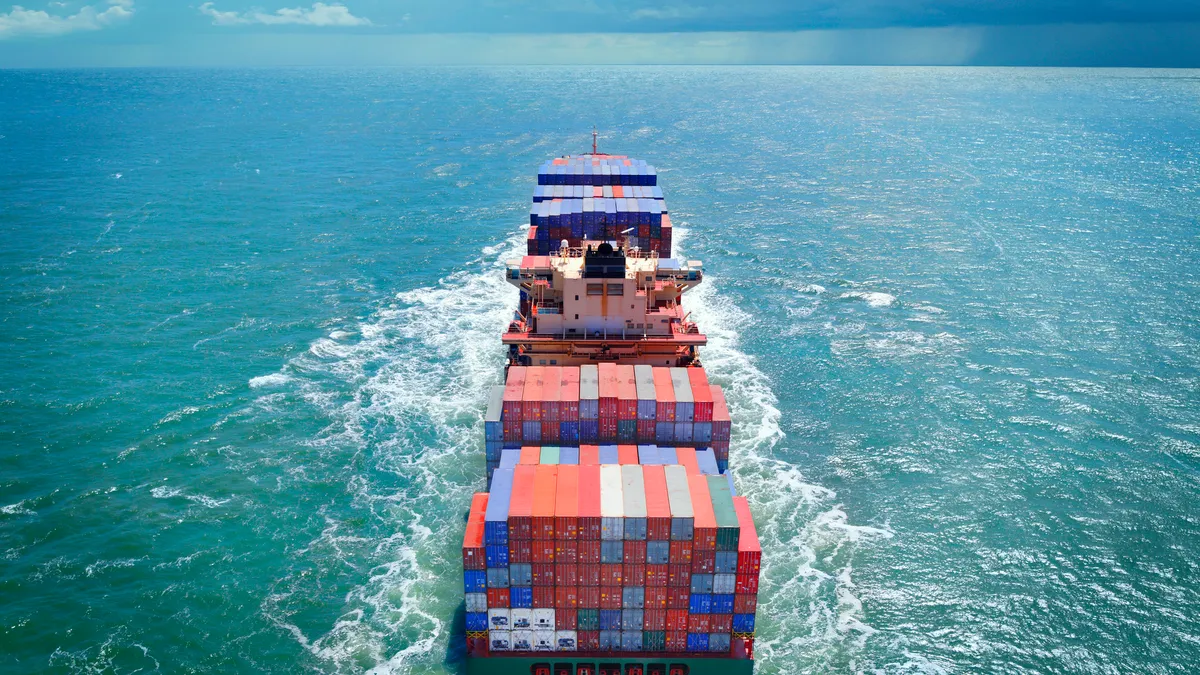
[2,68,1198,674]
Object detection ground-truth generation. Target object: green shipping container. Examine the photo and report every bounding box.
[706,475,740,552]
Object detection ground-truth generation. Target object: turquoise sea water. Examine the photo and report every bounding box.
[2,67,1199,674]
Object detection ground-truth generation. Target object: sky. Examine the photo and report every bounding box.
[0,0,1198,67]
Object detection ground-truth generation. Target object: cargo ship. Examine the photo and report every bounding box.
[461,140,760,675]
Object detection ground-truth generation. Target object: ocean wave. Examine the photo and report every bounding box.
[249,373,292,388]
[841,291,897,308]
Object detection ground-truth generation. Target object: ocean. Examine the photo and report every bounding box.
[1,67,1198,674]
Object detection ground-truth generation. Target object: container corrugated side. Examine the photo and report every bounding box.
[599,464,624,540]
[532,465,559,540]
[621,465,647,540]
[484,469,514,546]
[507,466,536,541]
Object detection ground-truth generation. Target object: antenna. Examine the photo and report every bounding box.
[592,127,598,155]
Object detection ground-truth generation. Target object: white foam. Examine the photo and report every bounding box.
[841,290,897,307]
[1,500,34,516]
[249,373,291,388]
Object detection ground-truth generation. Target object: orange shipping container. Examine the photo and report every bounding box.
[532,465,558,539]
[688,474,718,550]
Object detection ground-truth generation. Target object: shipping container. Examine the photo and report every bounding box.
[643,464,672,541]
[663,465,695,541]
[463,493,489,570]
[688,473,718,550]
[688,368,714,422]
[579,364,599,420]
[579,444,599,466]
[485,469,514,546]
[653,366,676,422]
[507,466,536,541]
[616,364,638,420]
[599,464,624,541]
[554,464,579,541]
[620,465,648,541]
[484,385,504,442]
[670,368,694,423]
[523,365,545,422]
[634,364,657,420]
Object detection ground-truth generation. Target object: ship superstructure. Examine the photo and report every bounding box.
[461,149,759,675]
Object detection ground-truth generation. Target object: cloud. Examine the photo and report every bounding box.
[0,0,133,38]
[198,2,371,27]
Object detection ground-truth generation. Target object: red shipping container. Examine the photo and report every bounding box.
[556,609,578,630]
[519,446,540,465]
[507,466,536,540]
[711,385,732,442]
[688,474,718,550]
[487,588,510,608]
[541,421,560,443]
[710,613,733,633]
[599,418,618,442]
[522,366,545,422]
[643,609,666,632]
[666,588,690,609]
[508,539,532,564]
[666,631,687,652]
[669,540,693,565]
[599,587,622,609]
[734,594,758,614]
[531,563,554,586]
[617,365,638,420]
[653,368,676,422]
[643,465,671,540]
[688,367,714,422]
[502,366,527,424]
[688,614,711,633]
[666,610,689,632]
[636,419,656,443]
[532,540,556,564]
[578,464,602,540]
[597,363,618,418]
[645,564,668,587]
[675,447,700,475]
[624,564,646,587]
[555,563,579,587]
[555,586,579,609]
[532,465,558,539]
[733,496,763,576]
[736,573,760,595]
[600,564,623,586]
[560,368,580,422]
[579,445,600,466]
[462,493,488,571]
[543,366,561,423]
[555,465,580,541]
[645,586,668,610]
[533,586,555,609]
[578,540,601,565]
[579,586,600,609]
[579,631,601,651]
[691,549,715,574]
[667,564,691,588]
[623,540,647,565]
[579,563,601,587]
[617,444,639,465]
[555,540,578,564]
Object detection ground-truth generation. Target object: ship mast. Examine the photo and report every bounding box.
[592,127,598,155]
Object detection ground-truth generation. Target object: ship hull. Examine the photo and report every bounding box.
[467,655,754,675]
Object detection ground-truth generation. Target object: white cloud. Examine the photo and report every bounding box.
[198,2,371,27]
[0,0,133,38]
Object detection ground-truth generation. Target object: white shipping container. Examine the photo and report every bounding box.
[511,630,533,651]
[510,608,532,630]
[534,630,555,651]
[600,464,625,540]
[532,608,556,630]
[489,630,512,651]
[487,608,510,630]
[465,592,487,613]
[555,630,578,651]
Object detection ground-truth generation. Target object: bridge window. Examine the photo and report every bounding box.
[607,284,624,296]
[587,284,604,296]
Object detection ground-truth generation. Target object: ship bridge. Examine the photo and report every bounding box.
[504,243,706,367]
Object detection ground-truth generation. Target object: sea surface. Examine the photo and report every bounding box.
[1,67,1198,674]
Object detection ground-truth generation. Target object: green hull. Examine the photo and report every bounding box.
[466,655,753,675]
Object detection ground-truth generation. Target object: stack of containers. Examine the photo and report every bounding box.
[580,364,599,444]
[470,460,760,655]
[671,368,695,445]
[710,385,732,472]
[485,386,505,479]
[492,365,730,475]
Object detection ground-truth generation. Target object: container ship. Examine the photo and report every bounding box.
[461,141,760,675]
